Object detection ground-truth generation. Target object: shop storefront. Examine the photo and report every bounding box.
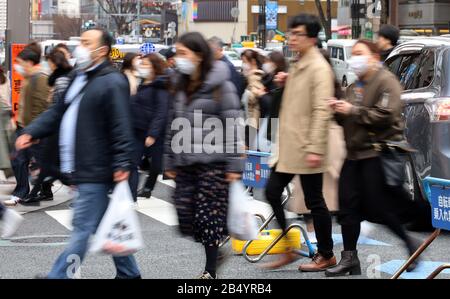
[398,1,450,36]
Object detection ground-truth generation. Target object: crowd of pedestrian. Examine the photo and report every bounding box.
[0,14,428,279]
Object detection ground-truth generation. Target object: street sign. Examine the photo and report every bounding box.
[140,43,156,55]
[116,37,125,45]
[231,7,240,19]
[10,44,26,121]
[429,184,450,231]
[168,22,176,29]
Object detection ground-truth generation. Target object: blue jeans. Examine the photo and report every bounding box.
[48,183,141,279]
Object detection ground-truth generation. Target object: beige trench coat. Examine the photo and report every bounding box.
[270,47,335,174]
[287,122,346,213]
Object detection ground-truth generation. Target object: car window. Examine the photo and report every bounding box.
[225,52,240,61]
[345,47,352,60]
[327,46,333,58]
[337,48,345,61]
[328,46,336,59]
[410,49,435,89]
[397,54,421,89]
[385,55,403,75]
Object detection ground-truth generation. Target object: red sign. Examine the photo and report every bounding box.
[11,44,26,121]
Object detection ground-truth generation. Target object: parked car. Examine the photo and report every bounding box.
[385,36,450,204]
[327,39,357,87]
[224,50,243,71]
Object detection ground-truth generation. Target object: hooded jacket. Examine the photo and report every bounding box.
[164,61,244,173]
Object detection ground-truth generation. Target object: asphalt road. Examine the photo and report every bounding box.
[0,178,449,279]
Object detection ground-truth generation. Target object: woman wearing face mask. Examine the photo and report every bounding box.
[128,53,170,202]
[22,49,75,203]
[259,51,288,128]
[240,49,266,149]
[325,40,421,277]
[121,52,141,96]
[164,32,243,279]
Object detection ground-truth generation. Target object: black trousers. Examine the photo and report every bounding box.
[11,128,46,199]
[338,157,413,251]
[265,170,334,258]
[129,129,164,201]
[0,202,5,219]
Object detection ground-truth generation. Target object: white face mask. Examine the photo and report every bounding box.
[68,58,77,67]
[348,55,370,78]
[41,61,51,74]
[73,46,102,70]
[262,63,275,74]
[14,64,26,76]
[137,67,152,79]
[133,59,142,69]
[175,57,196,75]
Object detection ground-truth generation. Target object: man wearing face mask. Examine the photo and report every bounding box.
[16,28,141,279]
[263,14,336,272]
[4,43,51,206]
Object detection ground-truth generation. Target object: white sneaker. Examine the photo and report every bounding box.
[3,196,21,207]
[1,208,24,239]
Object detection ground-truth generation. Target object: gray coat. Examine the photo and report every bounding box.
[164,61,244,173]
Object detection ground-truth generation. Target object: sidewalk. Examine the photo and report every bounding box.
[0,171,73,214]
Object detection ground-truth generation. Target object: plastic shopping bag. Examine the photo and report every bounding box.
[90,181,144,256]
[227,181,259,241]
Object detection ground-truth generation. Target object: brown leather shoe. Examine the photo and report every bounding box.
[259,251,298,270]
[298,253,337,272]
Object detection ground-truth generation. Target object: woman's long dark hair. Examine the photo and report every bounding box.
[121,52,140,73]
[176,32,213,97]
[241,49,265,70]
[268,51,288,74]
[47,48,73,87]
[0,66,6,85]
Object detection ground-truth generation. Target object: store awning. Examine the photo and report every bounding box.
[333,25,352,36]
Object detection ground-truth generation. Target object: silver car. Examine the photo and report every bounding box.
[385,37,450,203]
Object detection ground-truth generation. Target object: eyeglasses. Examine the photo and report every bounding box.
[287,31,309,38]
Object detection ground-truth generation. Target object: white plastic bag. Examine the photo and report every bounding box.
[227,181,259,241]
[90,181,144,256]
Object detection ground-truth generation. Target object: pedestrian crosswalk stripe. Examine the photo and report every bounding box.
[137,197,179,226]
[45,210,73,230]
[157,175,175,188]
[45,196,297,231]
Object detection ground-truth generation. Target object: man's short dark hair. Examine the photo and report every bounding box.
[289,14,322,38]
[208,36,224,50]
[18,42,41,65]
[90,27,113,56]
[379,25,400,47]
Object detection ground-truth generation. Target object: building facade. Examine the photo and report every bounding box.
[58,0,80,18]
[398,0,450,35]
[247,0,338,35]
[0,0,6,37]
[179,0,247,44]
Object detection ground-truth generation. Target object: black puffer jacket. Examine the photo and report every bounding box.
[24,61,135,184]
[131,75,170,143]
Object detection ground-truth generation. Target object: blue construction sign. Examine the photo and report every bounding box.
[140,43,156,55]
[242,151,271,188]
[424,177,450,231]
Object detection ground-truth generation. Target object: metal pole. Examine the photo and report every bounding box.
[391,229,441,279]
[427,264,450,279]
[137,0,141,40]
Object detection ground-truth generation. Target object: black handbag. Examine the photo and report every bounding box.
[373,141,415,187]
